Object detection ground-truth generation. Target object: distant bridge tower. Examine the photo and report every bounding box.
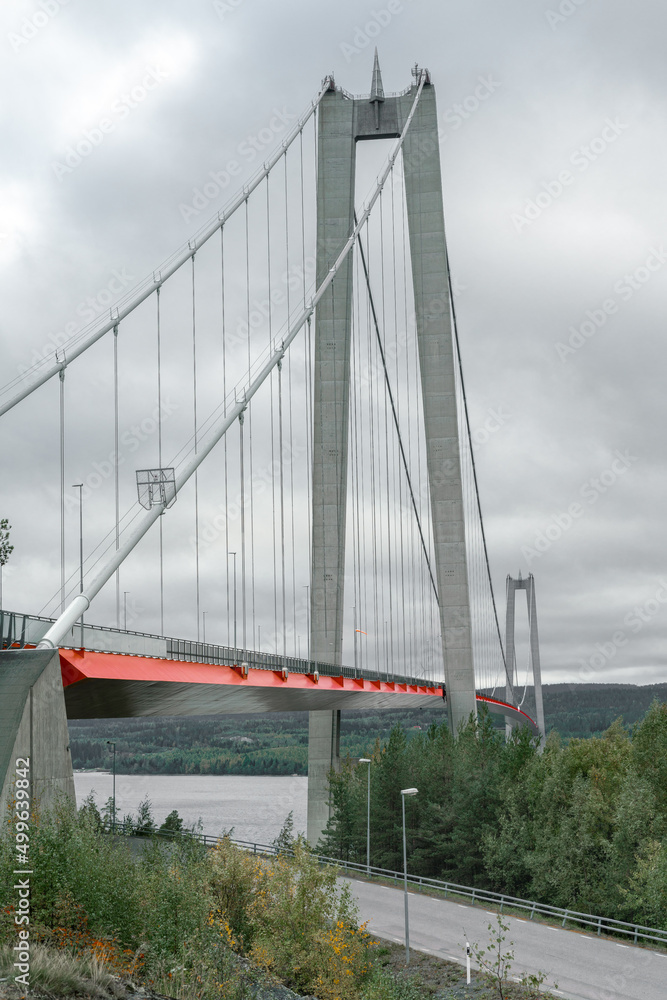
[308,53,476,843]
[505,573,546,741]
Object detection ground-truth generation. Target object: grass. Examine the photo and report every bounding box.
[371,941,561,999]
[0,943,123,997]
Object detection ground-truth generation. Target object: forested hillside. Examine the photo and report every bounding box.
[68,682,667,775]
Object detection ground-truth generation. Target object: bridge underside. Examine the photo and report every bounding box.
[60,649,445,718]
[58,649,538,734]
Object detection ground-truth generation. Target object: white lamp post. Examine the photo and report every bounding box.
[401,787,418,964]
[359,758,371,874]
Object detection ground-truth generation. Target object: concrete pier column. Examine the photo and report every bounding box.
[0,649,75,820]
[505,574,546,742]
[307,87,356,845]
[400,82,477,734]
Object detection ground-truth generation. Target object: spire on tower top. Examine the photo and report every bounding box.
[369,48,384,103]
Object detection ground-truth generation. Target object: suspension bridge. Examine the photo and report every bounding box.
[0,55,544,844]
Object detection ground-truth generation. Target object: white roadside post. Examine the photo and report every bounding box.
[466,942,471,984]
[401,787,418,964]
[359,758,371,874]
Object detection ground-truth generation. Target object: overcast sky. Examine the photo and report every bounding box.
[1,0,667,692]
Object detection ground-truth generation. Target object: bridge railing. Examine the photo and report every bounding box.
[118,826,667,949]
[0,609,435,688]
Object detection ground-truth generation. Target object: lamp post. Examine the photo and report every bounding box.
[359,758,371,874]
[401,787,418,964]
[106,740,116,832]
[72,483,84,645]
[228,552,237,664]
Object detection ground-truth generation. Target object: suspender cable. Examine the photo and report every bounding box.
[156,286,164,635]
[239,410,246,650]
[245,199,256,648]
[221,225,231,645]
[191,254,201,642]
[284,151,297,649]
[113,324,120,627]
[445,245,508,682]
[59,363,66,614]
[267,178,278,649]
[278,359,287,666]
[299,129,307,310]
[355,213,439,602]
[36,73,427,652]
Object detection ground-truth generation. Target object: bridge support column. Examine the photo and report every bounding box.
[307,85,356,846]
[307,709,340,847]
[505,574,546,742]
[0,649,75,820]
[401,82,477,734]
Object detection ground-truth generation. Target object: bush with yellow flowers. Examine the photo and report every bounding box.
[210,836,375,1000]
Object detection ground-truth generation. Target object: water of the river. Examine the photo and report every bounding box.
[73,773,307,845]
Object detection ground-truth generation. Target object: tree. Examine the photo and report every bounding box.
[0,519,13,610]
[622,838,667,928]
[273,810,295,854]
[159,809,185,837]
[134,796,156,836]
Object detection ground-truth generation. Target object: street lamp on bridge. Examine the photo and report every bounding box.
[228,552,237,664]
[72,483,84,646]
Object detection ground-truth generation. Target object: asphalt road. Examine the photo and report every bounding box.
[344,878,667,1000]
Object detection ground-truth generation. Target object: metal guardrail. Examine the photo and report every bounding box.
[127,827,667,949]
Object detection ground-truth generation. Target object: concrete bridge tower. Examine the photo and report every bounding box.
[307,55,477,844]
[505,573,546,741]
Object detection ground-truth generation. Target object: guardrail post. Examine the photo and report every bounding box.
[444,884,448,899]
[634,926,638,945]
[562,910,568,928]
[530,902,536,920]
[253,843,257,855]
[471,888,476,906]
[597,918,602,937]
